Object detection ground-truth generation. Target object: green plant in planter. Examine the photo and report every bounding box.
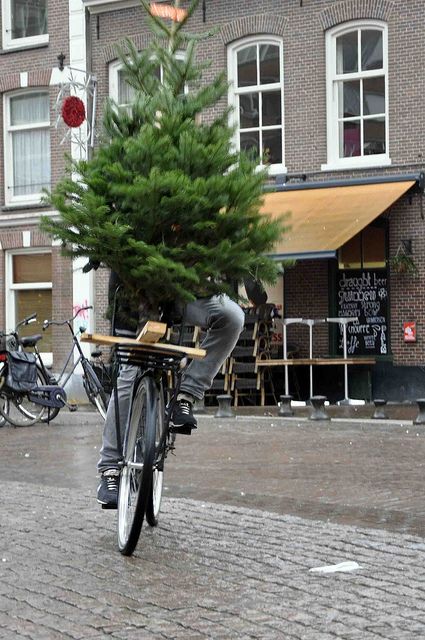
[390,246,418,275]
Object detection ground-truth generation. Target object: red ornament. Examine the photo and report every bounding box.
[61,96,86,128]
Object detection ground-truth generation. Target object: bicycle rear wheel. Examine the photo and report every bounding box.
[146,385,166,527]
[1,366,47,427]
[82,361,108,420]
[117,374,157,556]
[0,395,9,427]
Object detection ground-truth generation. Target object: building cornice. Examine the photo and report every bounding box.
[0,210,58,228]
[83,0,146,15]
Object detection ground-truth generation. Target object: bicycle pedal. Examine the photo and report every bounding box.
[169,425,194,436]
[68,403,78,412]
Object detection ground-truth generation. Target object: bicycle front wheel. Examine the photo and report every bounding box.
[82,361,108,420]
[117,375,158,556]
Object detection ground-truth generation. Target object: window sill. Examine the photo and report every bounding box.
[1,36,49,54]
[321,157,392,172]
[2,203,50,212]
[265,164,287,176]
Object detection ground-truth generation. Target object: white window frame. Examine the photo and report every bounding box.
[3,89,51,207]
[227,36,286,176]
[322,20,390,171]
[5,248,53,364]
[109,59,132,106]
[109,53,187,106]
[1,0,48,50]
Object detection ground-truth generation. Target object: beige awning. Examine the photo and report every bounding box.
[261,180,416,259]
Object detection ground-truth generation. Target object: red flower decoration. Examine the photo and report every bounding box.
[61,96,86,128]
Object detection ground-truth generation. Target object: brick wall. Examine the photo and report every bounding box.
[389,193,425,365]
[284,260,330,357]
[0,0,73,361]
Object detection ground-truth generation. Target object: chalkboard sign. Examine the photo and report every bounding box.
[336,269,388,356]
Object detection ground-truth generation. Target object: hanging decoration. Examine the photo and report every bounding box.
[150,2,187,21]
[54,66,97,156]
[61,96,86,128]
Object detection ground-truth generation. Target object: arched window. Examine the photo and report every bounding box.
[228,37,285,175]
[323,20,389,170]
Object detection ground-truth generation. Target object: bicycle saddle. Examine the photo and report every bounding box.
[20,334,43,347]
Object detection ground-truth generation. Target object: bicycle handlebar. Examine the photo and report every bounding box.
[0,313,38,342]
[43,306,93,330]
[16,313,37,330]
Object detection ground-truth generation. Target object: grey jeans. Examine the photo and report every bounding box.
[98,294,244,472]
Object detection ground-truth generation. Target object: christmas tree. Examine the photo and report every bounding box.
[41,0,286,317]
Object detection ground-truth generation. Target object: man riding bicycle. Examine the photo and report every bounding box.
[97,271,245,508]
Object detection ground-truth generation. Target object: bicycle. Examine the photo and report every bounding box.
[82,319,205,556]
[0,314,69,427]
[35,306,109,421]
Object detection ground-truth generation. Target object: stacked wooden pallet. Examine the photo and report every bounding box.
[229,305,277,406]
[201,327,231,405]
[170,305,278,407]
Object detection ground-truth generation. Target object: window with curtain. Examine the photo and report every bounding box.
[324,21,389,170]
[7,252,52,352]
[228,37,285,175]
[4,91,51,204]
[11,0,47,38]
[2,0,48,48]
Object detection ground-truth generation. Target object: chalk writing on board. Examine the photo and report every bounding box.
[337,270,388,356]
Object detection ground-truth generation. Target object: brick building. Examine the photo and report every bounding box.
[0,0,96,381]
[2,0,425,402]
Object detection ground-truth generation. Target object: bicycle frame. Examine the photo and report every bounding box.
[38,307,93,386]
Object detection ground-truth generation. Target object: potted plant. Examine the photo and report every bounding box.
[390,244,418,275]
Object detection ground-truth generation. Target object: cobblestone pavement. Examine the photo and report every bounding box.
[1,413,425,639]
[2,483,425,640]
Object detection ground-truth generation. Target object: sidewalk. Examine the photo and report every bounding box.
[1,412,425,638]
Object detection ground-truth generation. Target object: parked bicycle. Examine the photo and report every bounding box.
[37,306,110,421]
[0,314,69,427]
[0,307,110,427]
[82,319,205,556]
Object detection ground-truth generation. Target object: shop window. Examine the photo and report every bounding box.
[323,21,389,171]
[4,90,51,206]
[227,37,285,175]
[6,251,52,354]
[338,225,386,269]
[2,0,48,49]
[336,224,388,357]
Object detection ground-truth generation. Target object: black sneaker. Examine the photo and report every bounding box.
[170,399,197,433]
[97,469,120,509]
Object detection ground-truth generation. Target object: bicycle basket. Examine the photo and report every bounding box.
[6,350,37,392]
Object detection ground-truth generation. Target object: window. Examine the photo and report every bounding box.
[338,224,386,269]
[4,91,51,206]
[2,0,48,49]
[323,21,389,170]
[6,251,52,355]
[109,55,185,107]
[228,37,285,175]
[110,62,140,107]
